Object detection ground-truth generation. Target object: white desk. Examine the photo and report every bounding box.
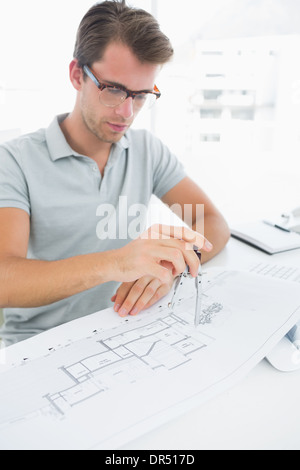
[120,238,300,451]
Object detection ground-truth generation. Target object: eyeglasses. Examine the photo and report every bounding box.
[83,65,161,110]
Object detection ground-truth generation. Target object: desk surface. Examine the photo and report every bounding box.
[120,238,300,451]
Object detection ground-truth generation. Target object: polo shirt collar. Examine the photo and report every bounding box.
[46,114,130,162]
[46,114,75,161]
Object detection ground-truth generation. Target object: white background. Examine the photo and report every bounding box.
[0,0,299,224]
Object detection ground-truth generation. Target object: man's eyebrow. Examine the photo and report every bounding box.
[103,78,153,94]
[103,78,124,87]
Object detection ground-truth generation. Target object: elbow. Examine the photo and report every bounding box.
[224,220,231,245]
[220,216,231,249]
[0,286,9,309]
[210,213,231,253]
[0,298,9,310]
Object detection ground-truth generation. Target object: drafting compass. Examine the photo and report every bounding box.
[169,250,202,327]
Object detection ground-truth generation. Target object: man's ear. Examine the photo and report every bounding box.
[69,59,84,91]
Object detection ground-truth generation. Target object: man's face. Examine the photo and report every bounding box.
[79,43,161,144]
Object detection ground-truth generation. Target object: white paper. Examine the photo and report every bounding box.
[249,262,300,283]
[250,262,300,371]
[0,268,300,450]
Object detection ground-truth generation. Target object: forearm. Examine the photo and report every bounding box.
[0,251,116,308]
[0,224,212,309]
[194,213,230,264]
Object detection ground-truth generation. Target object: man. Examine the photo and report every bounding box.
[0,0,230,346]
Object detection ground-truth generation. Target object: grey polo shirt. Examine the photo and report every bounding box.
[0,114,186,345]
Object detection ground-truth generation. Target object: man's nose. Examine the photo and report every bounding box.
[115,97,134,119]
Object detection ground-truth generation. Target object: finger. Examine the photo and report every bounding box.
[118,277,156,317]
[142,224,213,252]
[147,240,199,277]
[160,260,174,271]
[143,283,172,310]
[113,281,135,313]
[180,248,201,278]
[161,225,212,251]
[129,278,163,316]
[146,262,174,284]
[146,245,187,277]
[111,294,117,302]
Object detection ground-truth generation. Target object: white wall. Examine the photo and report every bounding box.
[0,1,153,133]
[0,0,299,224]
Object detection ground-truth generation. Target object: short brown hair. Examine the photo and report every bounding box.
[74,0,174,67]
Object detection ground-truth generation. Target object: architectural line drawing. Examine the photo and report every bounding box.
[0,301,219,428]
[1,269,297,450]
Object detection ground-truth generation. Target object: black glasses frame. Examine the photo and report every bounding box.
[82,65,161,105]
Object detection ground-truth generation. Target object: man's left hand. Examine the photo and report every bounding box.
[111,265,175,317]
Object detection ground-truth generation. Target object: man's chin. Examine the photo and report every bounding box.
[91,127,126,144]
[101,132,126,144]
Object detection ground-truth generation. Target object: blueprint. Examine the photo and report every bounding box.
[0,268,300,450]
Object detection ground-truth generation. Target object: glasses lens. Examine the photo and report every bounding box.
[100,87,127,107]
[134,93,157,110]
[99,87,158,110]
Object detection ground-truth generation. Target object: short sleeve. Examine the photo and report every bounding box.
[151,135,186,199]
[0,143,30,215]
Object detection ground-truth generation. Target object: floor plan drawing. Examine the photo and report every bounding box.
[0,295,218,430]
[44,310,215,417]
[1,268,300,450]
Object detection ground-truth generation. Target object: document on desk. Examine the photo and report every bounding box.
[249,262,300,371]
[249,262,300,283]
[0,268,300,450]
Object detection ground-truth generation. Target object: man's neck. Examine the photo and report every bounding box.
[60,112,112,164]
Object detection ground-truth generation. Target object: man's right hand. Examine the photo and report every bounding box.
[0,212,212,309]
[107,224,213,284]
